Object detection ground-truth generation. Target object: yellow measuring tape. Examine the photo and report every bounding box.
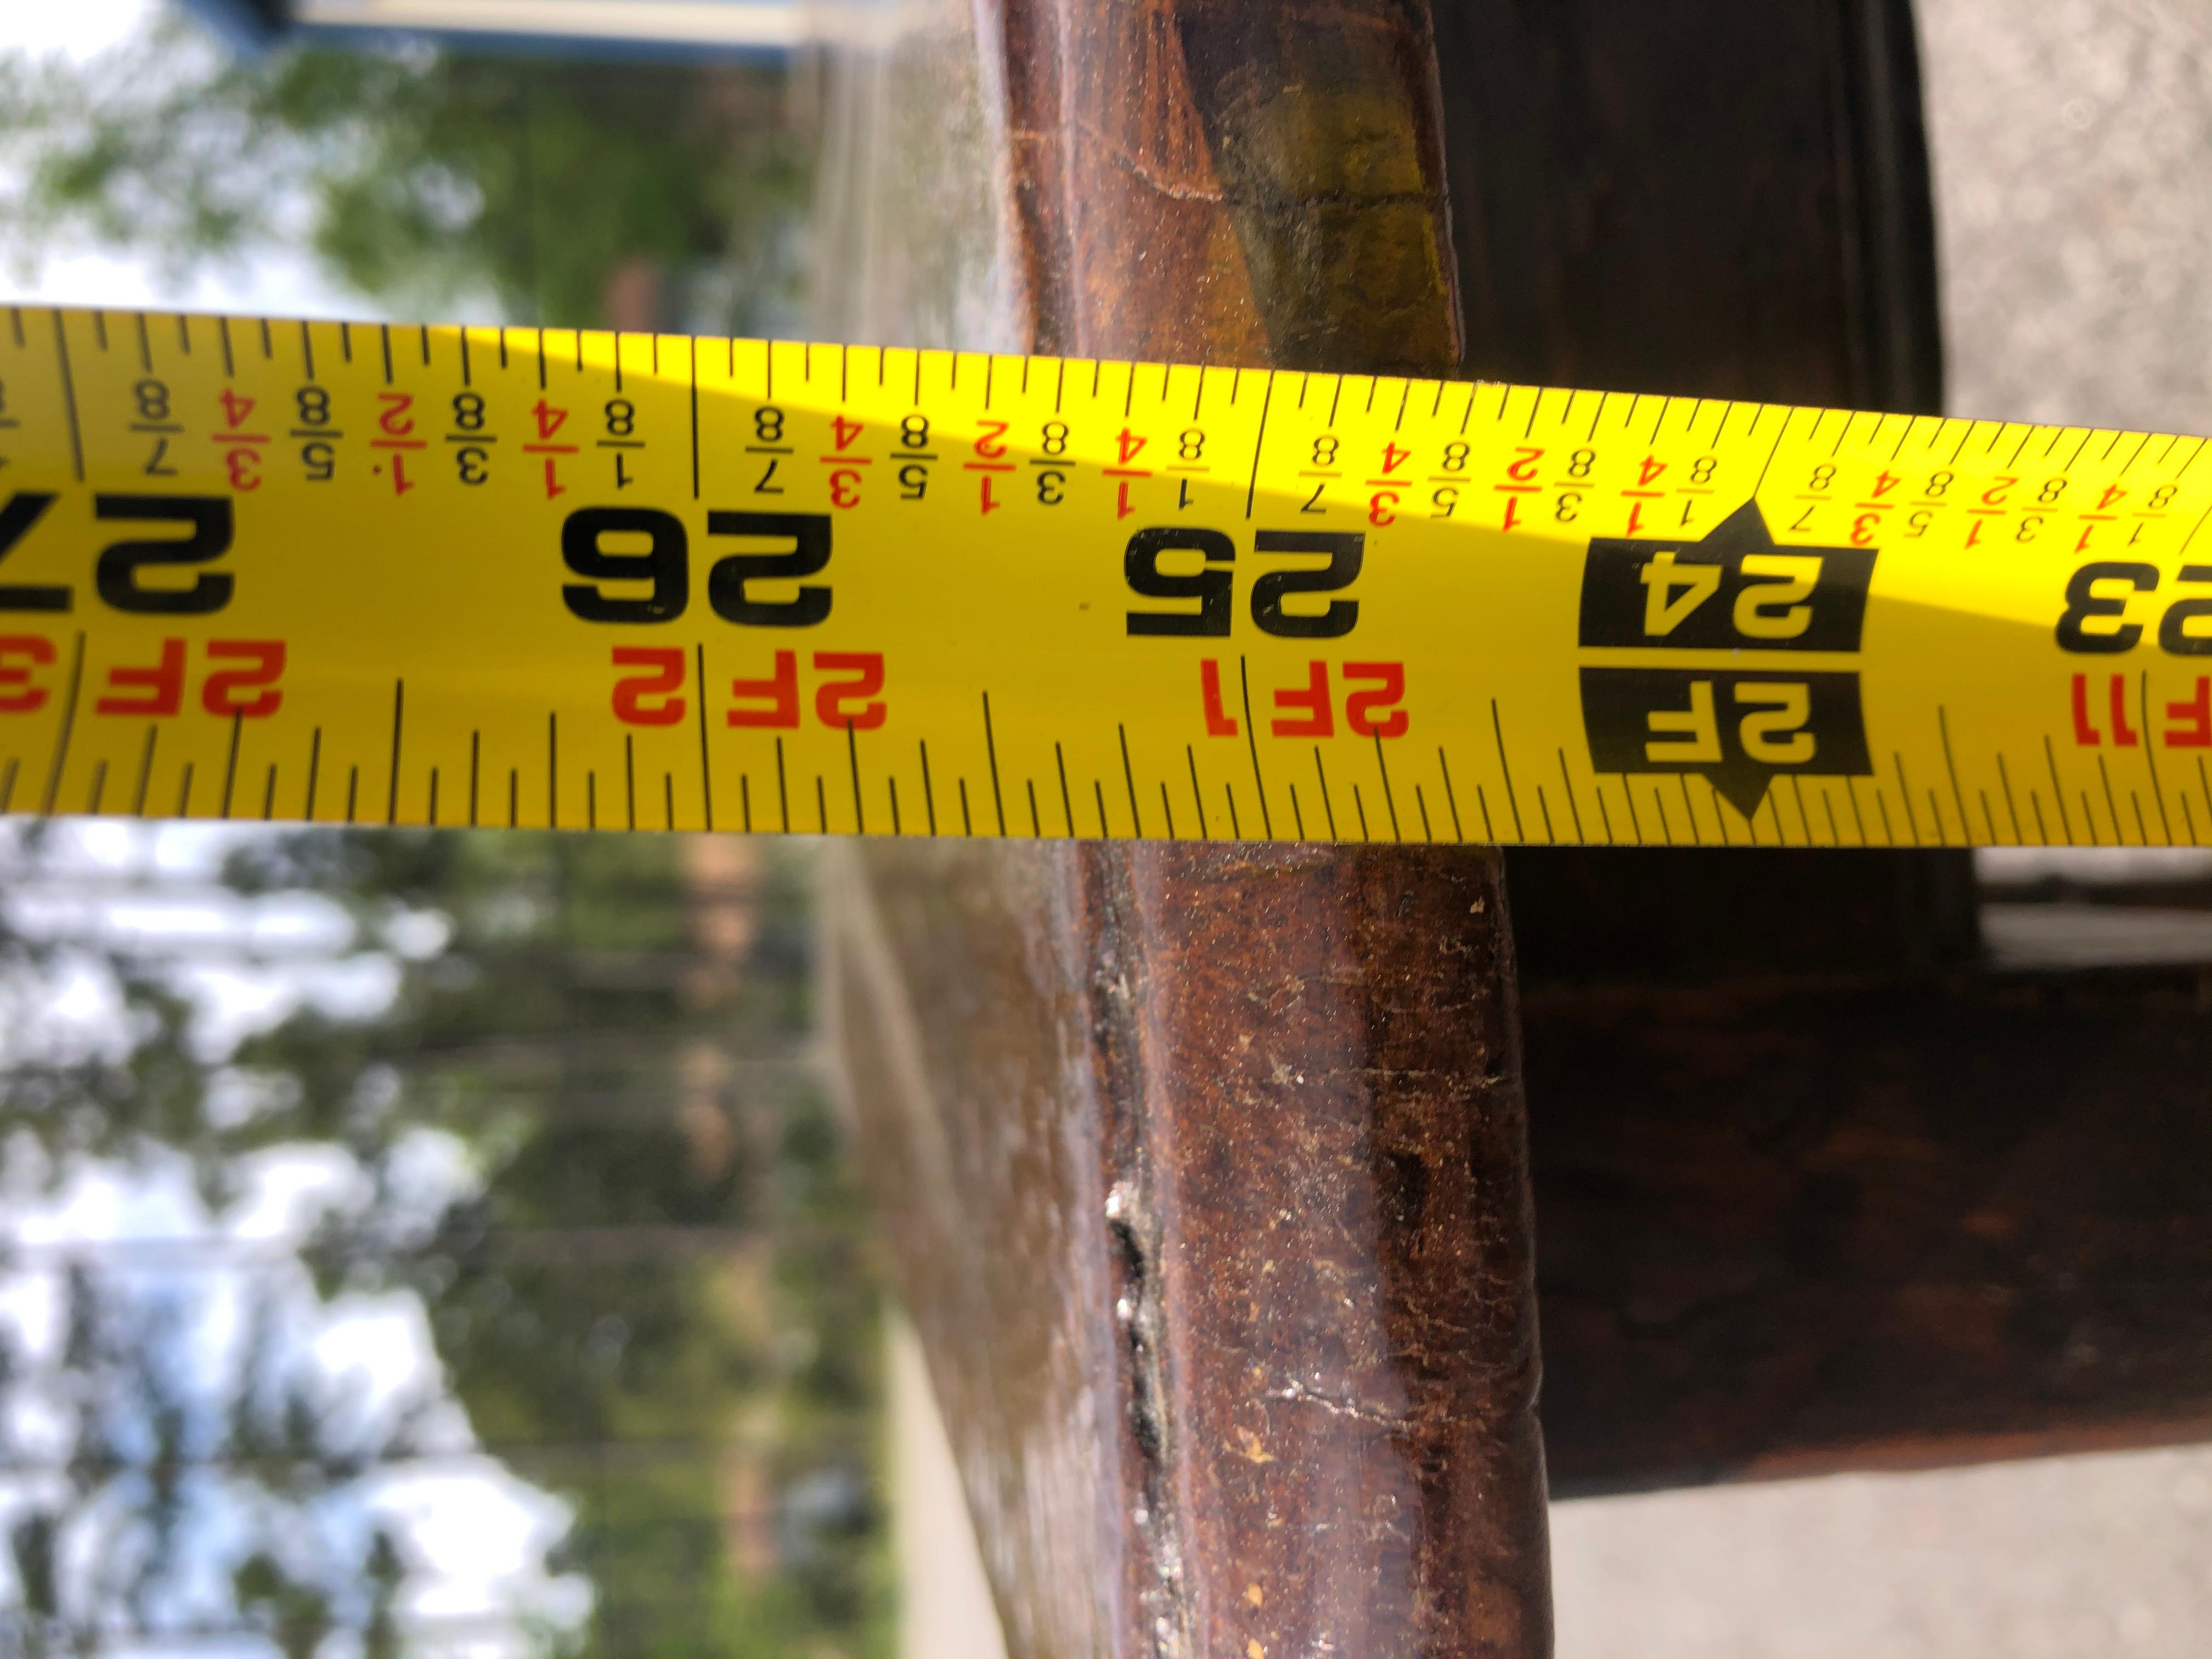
[0,304,2206,847]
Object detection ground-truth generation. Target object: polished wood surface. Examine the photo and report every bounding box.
[1527,960,2212,1492]
[1431,0,1941,409]
[1424,0,2208,1491]
[984,0,1462,370]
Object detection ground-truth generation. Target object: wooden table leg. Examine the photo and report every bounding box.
[830,840,1549,1659]
[818,2,1553,1654]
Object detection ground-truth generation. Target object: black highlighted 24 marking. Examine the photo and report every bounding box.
[1577,502,1876,813]
[1578,500,1875,651]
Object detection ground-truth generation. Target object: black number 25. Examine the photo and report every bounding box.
[1124,526,1363,637]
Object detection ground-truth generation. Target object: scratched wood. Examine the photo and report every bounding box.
[822,4,2212,1656]
[817,2,1552,1657]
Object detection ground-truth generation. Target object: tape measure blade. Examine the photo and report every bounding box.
[0,304,2207,848]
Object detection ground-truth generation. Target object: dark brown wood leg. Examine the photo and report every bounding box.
[1102,845,1548,1658]
[831,840,1548,1658]
[819,2,1552,1654]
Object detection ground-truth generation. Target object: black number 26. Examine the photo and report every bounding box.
[561,506,832,627]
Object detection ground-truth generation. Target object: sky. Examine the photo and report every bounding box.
[10,0,159,60]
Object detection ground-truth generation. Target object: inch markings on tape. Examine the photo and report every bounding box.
[0,303,2207,847]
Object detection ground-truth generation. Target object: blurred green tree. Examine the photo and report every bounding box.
[0,13,868,1652]
[0,8,811,331]
[0,828,888,1659]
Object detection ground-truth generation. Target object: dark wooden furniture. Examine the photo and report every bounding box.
[816,2,2212,1654]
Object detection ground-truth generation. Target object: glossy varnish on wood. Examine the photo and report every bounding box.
[990,0,1462,371]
